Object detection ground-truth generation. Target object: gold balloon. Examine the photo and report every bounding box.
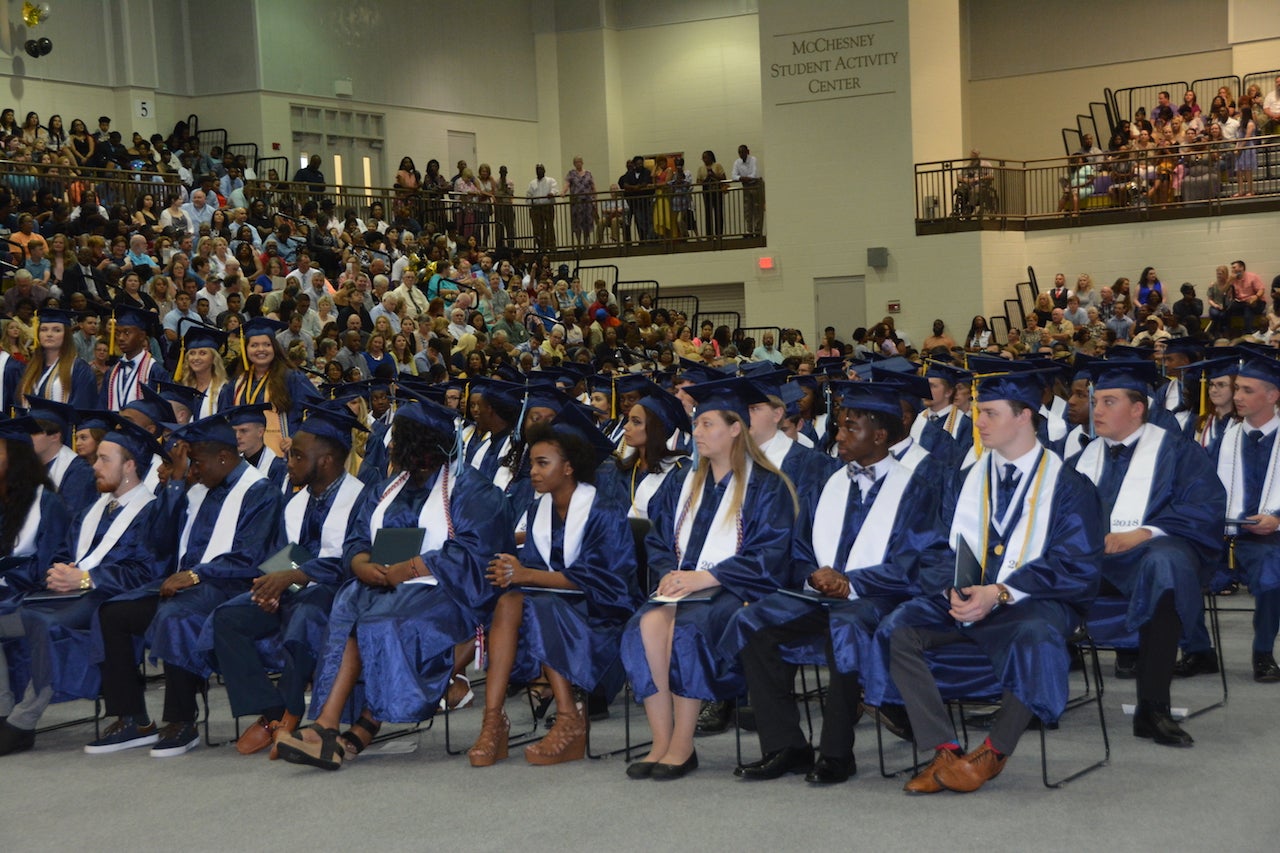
[22,2,46,28]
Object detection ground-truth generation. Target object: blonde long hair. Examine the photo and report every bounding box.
[685,409,799,523]
[178,345,228,402]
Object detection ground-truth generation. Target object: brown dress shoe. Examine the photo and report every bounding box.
[525,707,586,766]
[268,711,301,761]
[934,743,1009,792]
[903,748,960,794]
[236,716,276,755]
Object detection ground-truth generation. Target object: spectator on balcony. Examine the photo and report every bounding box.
[1178,105,1205,137]
[1075,133,1103,164]
[527,164,559,252]
[922,319,956,353]
[181,189,215,233]
[1059,155,1094,216]
[1145,146,1176,206]
[751,332,784,364]
[596,184,627,245]
[66,118,96,169]
[1033,292,1054,325]
[564,156,597,248]
[696,150,727,237]
[1106,301,1135,342]
[731,144,763,236]
[1046,273,1071,308]
[652,155,676,239]
[292,154,325,188]
[620,156,654,242]
[1263,75,1280,134]
[672,156,694,238]
[1233,94,1259,198]
[1130,107,1153,140]
[394,156,421,193]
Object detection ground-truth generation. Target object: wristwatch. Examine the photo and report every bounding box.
[996,584,1012,606]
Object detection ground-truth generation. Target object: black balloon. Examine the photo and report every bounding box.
[38,37,52,56]
[24,39,38,58]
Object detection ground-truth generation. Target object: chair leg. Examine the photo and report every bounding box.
[1041,637,1110,788]
[1184,591,1228,720]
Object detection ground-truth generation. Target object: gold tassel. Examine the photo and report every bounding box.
[32,312,40,344]
[107,312,119,357]
[1228,535,1236,571]
[175,340,187,382]
[1198,371,1208,419]
[239,325,249,371]
[610,374,618,420]
[971,375,982,458]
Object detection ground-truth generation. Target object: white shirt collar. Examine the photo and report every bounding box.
[991,443,1041,479]
[1248,415,1280,437]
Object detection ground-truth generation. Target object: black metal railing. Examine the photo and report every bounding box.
[916,135,1280,228]
[0,159,185,212]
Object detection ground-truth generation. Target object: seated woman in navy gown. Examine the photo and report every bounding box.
[620,377,797,780]
[618,392,691,522]
[18,308,97,411]
[0,417,70,607]
[0,416,163,755]
[275,399,514,771]
[25,396,99,517]
[468,409,640,767]
[218,317,321,458]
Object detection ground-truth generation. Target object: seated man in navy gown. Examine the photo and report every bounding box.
[26,396,98,516]
[227,402,288,491]
[884,368,1103,794]
[908,360,972,468]
[0,417,163,755]
[725,381,946,784]
[208,403,368,757]
[1073,360,1225,746]
[86,413,284,757]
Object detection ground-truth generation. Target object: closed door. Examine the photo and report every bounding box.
[447,131,477,178]
[813,275,866,344]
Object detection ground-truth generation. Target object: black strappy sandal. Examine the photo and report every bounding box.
[275,724,346,771]
[337,716,382,759]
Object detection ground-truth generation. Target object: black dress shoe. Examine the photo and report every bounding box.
[1133,701,1193,747]
[695,700,733,736]
[1114,651,1138,679]
[1254,653,1280,683]
[650,750,699,780]
[804,754,854,784]
[625,760,658,780]
[733,745,814,780]
[0,722,36,756]
[1173,651,1220,678]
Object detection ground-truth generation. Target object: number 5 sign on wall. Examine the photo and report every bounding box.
[136,99,151,119]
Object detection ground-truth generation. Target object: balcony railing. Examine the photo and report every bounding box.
[915,135,1280,233]
[247,178,766,261]
[0,160,186,215]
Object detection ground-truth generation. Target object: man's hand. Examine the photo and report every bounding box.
[159,571,199,599]
[809,567,851,599]
[948,585,1001,623]
[46,563,85,593]
[1104,528,1153,555]
[251,569,307,613]
[1248,514,1280,537]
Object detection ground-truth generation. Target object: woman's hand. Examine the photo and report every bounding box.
[353,557,391,588]
[656,570,718,598]
[486,552,527,589]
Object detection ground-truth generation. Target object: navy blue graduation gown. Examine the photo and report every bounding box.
[621,464,797,701]
[0,353,22,413]
[310,465,514,723]
[1072,426,1225,637]
[98,357,170,409]
[512,490,640,695]
[216,368,322,435]
[865,460,1105,724]
[144,462,285,674]
[0,489,71,599]
[1219,427,1280,596]
[722,465,949,678]
[49,452,98,518]
[32,358,97,411]
[777,439,840,496]
[356,420,391,486]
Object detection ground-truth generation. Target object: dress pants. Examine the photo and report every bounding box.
[0,596,100,730]
[211,600,314,719]
[98,597,204,723]
[740,608,862,760]
[889,623,1034,756]
[1100,579,1179,705]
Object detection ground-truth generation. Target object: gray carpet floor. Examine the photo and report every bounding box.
[3,602,1279,852]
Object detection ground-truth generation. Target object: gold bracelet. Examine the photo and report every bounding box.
[79,572,91,591]
[188,570,201,585]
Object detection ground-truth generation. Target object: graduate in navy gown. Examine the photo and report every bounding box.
[86,414,284,757]
[1216,355,1280,684]
[620,382,797,780]
[724,381,948,784]
[26,396,99,517]
[618,392,691,522]
[909,360,972,468]
[1186,355,1239,459]
[738,374,840,495]
[19,308,96,411]
[205,403,368,757]
[224,402,289,491]
[877,368,1103,794]
[460,377,522,486]
[0,417,71,603]
[216,317,321,458]
[869,367,956,520]
[467,413,640,767]
[0,416,163,755]
[276,400,513,771]
[0,344,24,415]
[1072,360,1225,747]
[100,306,171,412]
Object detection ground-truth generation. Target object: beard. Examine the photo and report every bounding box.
[96,473,122,493]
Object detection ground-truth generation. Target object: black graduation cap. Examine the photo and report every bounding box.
[110,305,154,331]
[1160,337,1204,364]
[122,383,175,427]
[676,357,729,385]
[1084,359,1161,394]
[683,376,765,423]
[394,399,458,436]
[973,369,1060,411]
[154,381,206,417]
[1238,355,1280,388]
[466,377,525,421]
[24,395,77,434]
[35,308,78,328]
[222,402,273,427]
[295,401,368,451]
[827,381,906,419]
[635,392,692,437]
[100,411,168,466]
[241,316,287,339]
[0,415,42,444]
[535,398,616,473]
[169,413,237,448]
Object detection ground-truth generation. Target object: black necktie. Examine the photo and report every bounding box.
[1108,443,1134,462]
[996,463,1019,518]
[1247,430,1264,445]
[1096,443,1134,512]
[930,414,943,425]
[1078,433,1092,448]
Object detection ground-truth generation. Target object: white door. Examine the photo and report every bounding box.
[813,275,866,345]
[447,131,477,179]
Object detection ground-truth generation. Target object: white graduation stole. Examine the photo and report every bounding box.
[143,455,163,493]
[1063,424,1088,463]
[812,460,910,572]
[895,439,930,472]
[369,466,453,586]
[48,445,78,490]
[1076,424,1164,531]
[630,461,678,520]
[674,462,750,571]
[1219,421,1280,527]
[0,351,9,412]
[36,363,65,402]
[75,488,155,572]
[11,486,44,557]
[283,473,364,559]
[951,451,1063,584]
[179,465,264,565]
[759,432,793,471]
[531,483,595,569]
